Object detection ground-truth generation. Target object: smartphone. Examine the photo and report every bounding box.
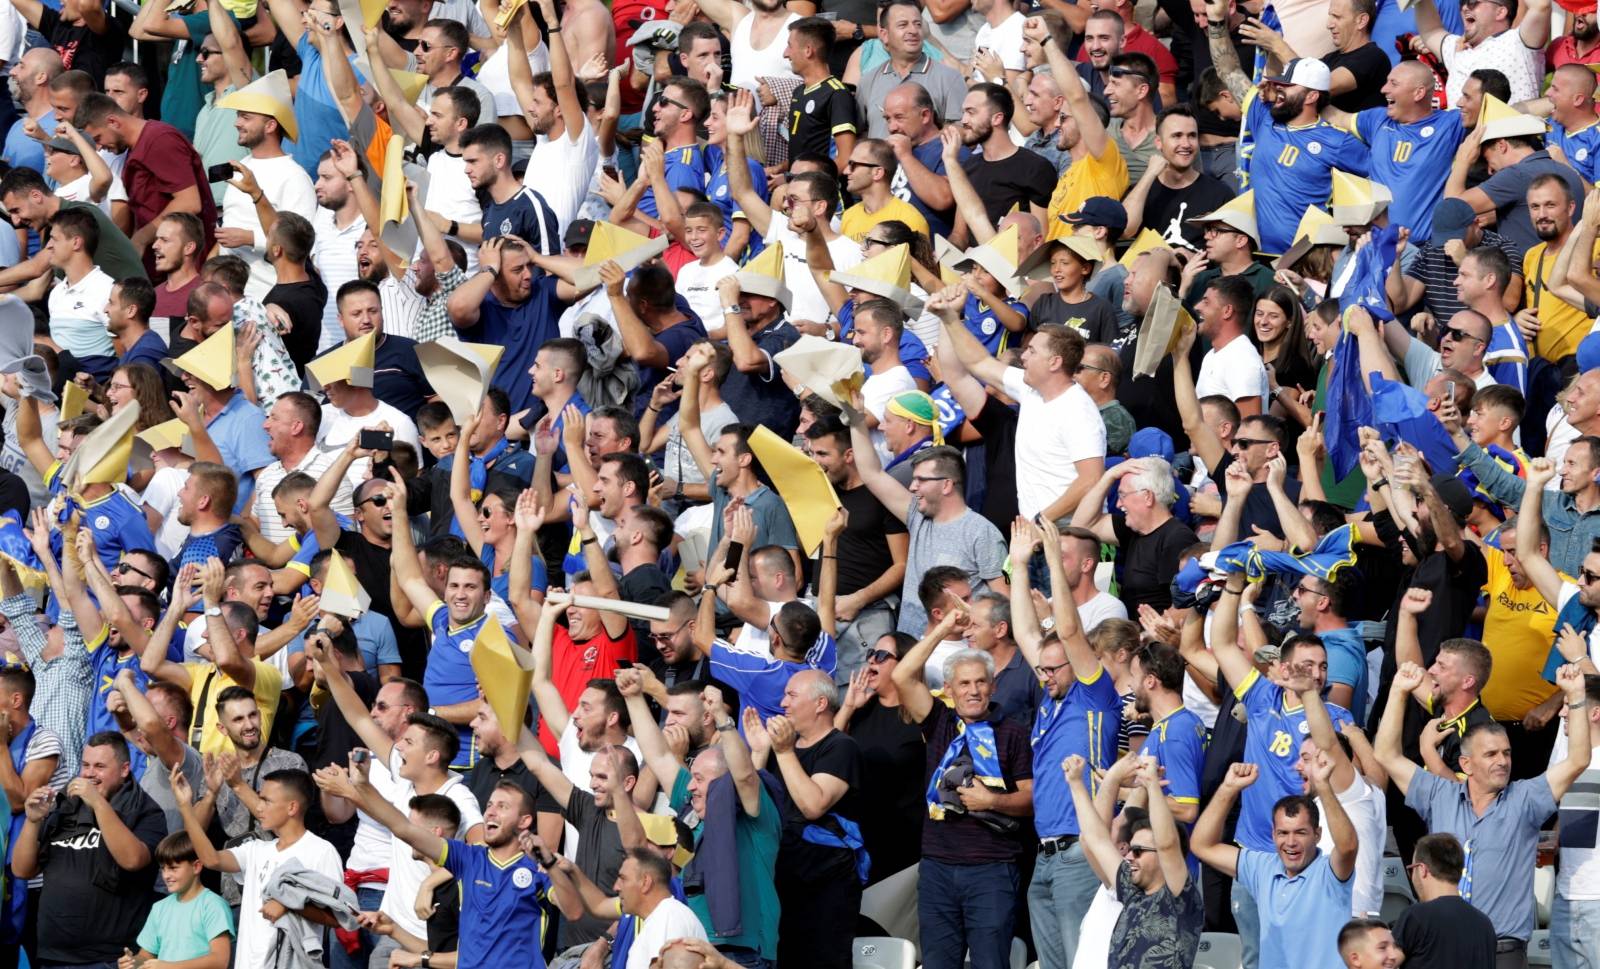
[206,162,235,183]
[359,429,394,452]
[601,164,620,181]
[350,749,371,765]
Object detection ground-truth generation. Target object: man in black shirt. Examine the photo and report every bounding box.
[1073,457,1200,613]
[805,417,908,683]
[956,83,1057,236]
[463,701,563,848]
[785,17,857,163]
[612,501,676,665]
[1392,833,1496,969]
[1121,105,1236,250]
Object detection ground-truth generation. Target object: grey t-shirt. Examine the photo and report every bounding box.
[896,499,1007,635]
[561,787,626,947]
[139,742,205,836]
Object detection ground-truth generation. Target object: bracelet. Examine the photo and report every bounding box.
[646,405,659,413]
[448,220,460,236]
[1370,477,1388,491]
[1571,700,1588,709]
[822,554,837,559]
[581,536,598,546]
[548,24,560,32]
[250,192,263,203]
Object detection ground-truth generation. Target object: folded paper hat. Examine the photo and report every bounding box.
[1190,190,1259,243]
[320,549,371,619]
[829,243,915,307]
[1478,93,1548,142]
[0,295,53,405]
[377,133,432,264]
[735,241,793,309]
[218,70,298,143]
[307,332,377,392]
[164,325,235,391]
[948,224,1024,297]
[416,338,506,424]
[1119,228,1169,269]
[135,418,195,456]
[338,0,391,82]
[746,425,841,557]
[1275,205,1349,270]
[59,381,88,422]
[773,334,864,410]
[1330,169,1393,226]
[62,402,139,489]
[572,221,670,292]
[933,234,964,287]
[1016,234,1103,283]
[1132,283,1195,379]
[469,615,535,739]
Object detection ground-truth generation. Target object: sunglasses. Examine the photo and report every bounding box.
[862,236,894,248]
[197,47,222,57]
[115,560,154,582]
[866,649,895,664]
[416,39,458,52]
[657,95,691,112]
[1581,567,1600,585]
[846,160,883,171]
[359,494,390,509]
[1108,65,1152,84]
[1441,326,1483,344]
[1231,438,1274,450]
[1125,845,1158,857]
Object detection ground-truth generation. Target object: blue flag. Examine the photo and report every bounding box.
[1324,328,1373,480]
[1338,224,1397,323]
[1370,373,1459,475]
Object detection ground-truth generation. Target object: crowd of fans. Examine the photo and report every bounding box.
[6,0,1600,965]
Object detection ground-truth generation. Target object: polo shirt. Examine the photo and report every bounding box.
[195,85,249,206]
[856,56,967,139]
[46,267,116,359]
[1031,665,1122,837]
[991,648,1043,726]
[1441,27,1544,106]
[1478,151,1587,255]
[422,603,512,769]
[1481,548,1562,721]
[204,391,274,512]
[1406,768,1555,939]
[1233,670,1354,852]
[1236,848,1353,969]
[437,839,550,969]
[961,292,1028,355]
[459,275,567,412]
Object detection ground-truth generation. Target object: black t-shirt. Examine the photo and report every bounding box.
[265,276,330,370]
[769,730,864,882]
[372,334,432,418]
[971,395,1021,533]
[1393,896,1497,969]
[847,698,926,883]
[37,6,127,83]
[1212,452,1301,539]
[1142,175,1237,249]
[425,877,461,953]
[36,789,166,963]
[788,77,858,159]
[562,789,626,946]
[336,530,427,679]
[312,669,379,771]
[1111,514,1200,613]
[1324,44,1392,113]
[835,483,907,598]
[962,148,1058,226]
[1115,337,1206,454]
[1030,292,1122,345]
[619,563,673,666]
[0,468,29,523]
[465,757,562,816]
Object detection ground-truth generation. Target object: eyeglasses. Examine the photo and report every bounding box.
[108,380,134,392]
[1441,326,1483,344]
[779,195,817,212]
[648,619,692,644]
[910,475,949,484]
[1231,438,1274,450]
[1296,582,1326,598]
[1580,567,1600,585]
[862,236,894,248]
[1035,662,1068,677]
[359,494,390,509]
[373,700,392,712]
[657,95,691,112]
[115,560,153,582]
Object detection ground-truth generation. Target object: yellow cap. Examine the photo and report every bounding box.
[217,70,298,143]
[307,332,377,392]
[416,338,506,425]
[135,418,192,455]
[735,241,793,309]
[164,325,235,392]
[59,381,87,422]
[829,244,913,305]
[572,222,670,291]
[1190,190,1259,244]
[469,616,535,739]
[1478,93,1548,142]
[1119,228,1169,269]
[320,549,371,619]
[63,402,139,488]
[1330,170,1393,226]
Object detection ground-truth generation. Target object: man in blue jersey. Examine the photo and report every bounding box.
[1204,11,1372,254]
[1455,245,1531,394]
[1211,570,1354,969]
[1536,64,1600,182]
[1324,59,1464,244]
[1008,517,1122,969]
[640,79,710,220]
[1133,641,1209,821]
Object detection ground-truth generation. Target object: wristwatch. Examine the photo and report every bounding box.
[421,953,432,969]
[851,23,865,40]
[205,605,223,617]
[722,304,742,315]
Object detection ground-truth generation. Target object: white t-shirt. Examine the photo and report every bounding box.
[557,721,643,861]
[1441,27,1544,106]
[346,746,403,876]
[863,364,919,463]
[317,402,423,490]
[1077,591,1128,633]
[378,748,485,937]
[46,266,116,359]
[923,639,966,690]
[424,149,482,266]
[54,170,128,217]
[1001,369,1107,520]
[629,896,710,969]
[1551,726,1600,898]
[524,118,601,235]
[476,40,548,119]
[1315,773,1387,916]
[231,832,345,969]
[1195,335,1270,407]
[1548,410,1580,471]
[973,11,1028,76]
[220,154,318,302]
[764,220,862,325]
[1071,884,1122,969]
[142,465,191,560]
[310,208,368,360]
[677,255,740,325]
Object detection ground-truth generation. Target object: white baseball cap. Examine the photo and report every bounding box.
[1265,58,1332,93]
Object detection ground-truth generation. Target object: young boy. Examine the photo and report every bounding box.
[416,401,460,462]
[1466,383,1528,460]
[673,200,740,326]
[121,832,234,969]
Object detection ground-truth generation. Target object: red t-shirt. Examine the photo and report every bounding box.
[536,622,638,755]
[1076,22,1179,85]
[611,0,672,112]
[123,121,218,278]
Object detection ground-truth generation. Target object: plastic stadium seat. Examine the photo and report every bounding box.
[1381,856,1415,901]
[854,937,916,969]
[1529,930,1554,967]
[1380,891,1413,925]
[1194,932,1244,969]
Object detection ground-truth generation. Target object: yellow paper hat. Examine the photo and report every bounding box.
[1478,93,1547,142]
[1017,234,1102,283]
[746,425,841,557]
[572,221,670,292]
[164,325,234,392]
[1131,284,1195,379]
[829,244,914,306]
[469,616,535,737]
[1330,170,1393,226]
[319,549,371,619]
[1275,205,1348,270]
[1119,228,1168,269]
[735,242,793,309]
[1190,190,1259,244]
[390,69,428,105]
[933,235,964,287]
[218,70,298,143]
[415,337,506,425]
[62,402,139,488]
[307,331,377,393]
[495,0,529,30]
[59,381,87,422]
[951,225,1024,297]
[135,418,193,455]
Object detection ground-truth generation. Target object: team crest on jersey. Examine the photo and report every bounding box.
[1307,142,1322,155]
[95,515,110,530]
[513,868,534,888]
[1298,721,1310,734]
[805,100,815,113]
[1421,126,1435,138]
[499,219,512,234]
[981,318,997,335]
[1580,149,1591,162]
[716,185,727,197]
[460,638,474,653]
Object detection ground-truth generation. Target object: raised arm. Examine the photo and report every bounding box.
[199,558,256,690]
[172,765,240,873]
[845,389,913,522]
[448,416,488,554]
[889,607,966,723]
[1518,458,1568,607]
[1139,754,1191,893]
[364,27,428,144]
[511,720,576,808]
[938,127,995,244]
[1170,321,1224,473]
[1063,755,1120,888]
[571,501,629,640]
[933,285,1009,388]
[113,669,184,771]
[384,473,439,617]
[210,0,255,91]
[1308,747,1358,880]
[1547,664,1594,799]
[1028,17,1109,160]
[615,669,686,793]
[675,345,717,482]
[529,591,573,739]
[1375,663,1427,796]
[1201,0,1253,107]
[140,566,197,690]
[304,632,395,763]
[722,90,773,237]
[1191,763,1253,877]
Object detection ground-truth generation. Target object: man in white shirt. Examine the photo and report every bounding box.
[1193,274,1268,417]
[419,88,483,268]
[252,391,353,544]
[310,142,370,361]
[1410,0,1550,105]
[617,848,708,968]
[511,0,599,233]
[972,0,1028,81]
[43,207,117,375]
[216,73,318,301]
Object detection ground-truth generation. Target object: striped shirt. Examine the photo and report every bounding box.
[378,273,428,343]
[251,445,356,544]
[311,208,367,355]
[2,594,90,779]
[1403,230,1525,322]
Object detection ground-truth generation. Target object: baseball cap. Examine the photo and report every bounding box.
[43,136,79,156]
[1578,331,1600,372]
[1061,197,1129,237]
[564,219,595,250]
[1430,472,1475,525]
[1128,427,1176,464]
[1265,58,1332,93]
[1430,198,1476,247]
